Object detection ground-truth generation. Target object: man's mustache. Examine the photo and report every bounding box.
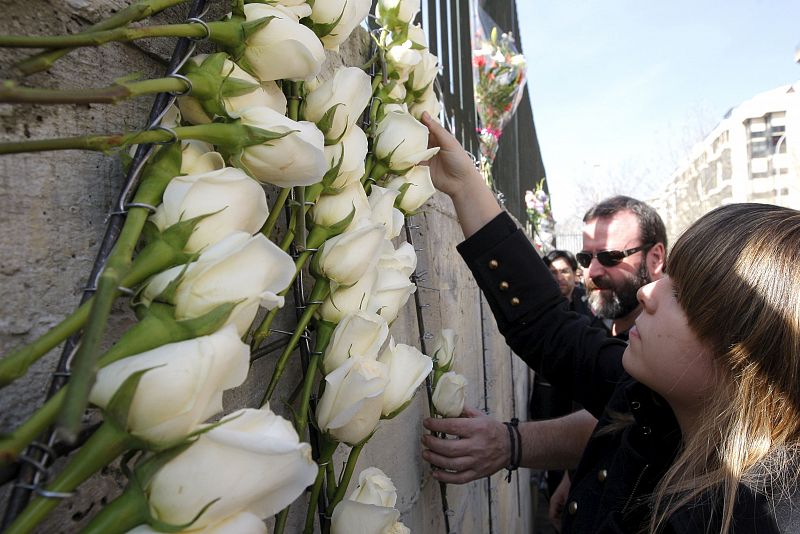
[587,276,614,291]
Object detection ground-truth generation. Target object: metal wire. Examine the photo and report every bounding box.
[1,1,211,527]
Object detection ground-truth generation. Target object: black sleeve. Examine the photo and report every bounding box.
[457,212,627,418]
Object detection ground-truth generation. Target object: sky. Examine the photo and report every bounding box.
[514,0,800,227]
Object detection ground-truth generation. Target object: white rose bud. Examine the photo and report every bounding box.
[316,357,389,445]
[125,511,267,534]
[378,338,433,416]
[331,500,399,534]
[409,86,442,121]
[376,0,421,27]
[386,522,411,534]
[375,105,439,171]
[316,221,386,286]
[323,311,389,375]
[368,185,404,239]
[385,41,421,82]
[432,371,468,418]
[242,4,325,82]
[305,67,373,142]
[368,269,416,324]
[431,328,457,369]
[238,106,327,187]
[180,141,225,175]
[89,326,249,444]
[348,467,397,508]
[377,241,417,277]
[311,0,372,50]
[178,54,288,124]
[318,269,378,324]
[311,182,371,230]
[150,167,268,253]
[147,407,318,529]
[143,233,295,336]
[324,125,369,189]
[408,50,439,93]
[385,165,437,213]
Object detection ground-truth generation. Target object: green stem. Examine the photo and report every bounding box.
[261,278,330,404]
[0,77,186,105]
[325,460,337,503]
[302,467,326,534]
[326,443,364,516]
[0,129,172,155]
[260,188,290,238]
[4,423,132,534]
[14,0,191,76]
[0,20,240,49]
[0,388,64,467]
[273,507,290,534]
[295,352,321,436]
[80,485,150,534]
[58,204,151,439]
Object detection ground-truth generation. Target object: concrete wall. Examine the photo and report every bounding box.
[0,2,531,532]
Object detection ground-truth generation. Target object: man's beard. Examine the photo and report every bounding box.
[586,261,651,319]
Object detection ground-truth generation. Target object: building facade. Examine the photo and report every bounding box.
[651,82,800,241]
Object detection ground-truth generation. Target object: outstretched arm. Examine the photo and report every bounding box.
[421,407,597,484]
[420,112,502,238]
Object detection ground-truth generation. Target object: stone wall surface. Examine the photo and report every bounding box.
[0,1,532,532]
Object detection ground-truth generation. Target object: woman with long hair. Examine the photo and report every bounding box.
[419,112,800,533]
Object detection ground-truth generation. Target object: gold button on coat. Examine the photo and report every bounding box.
[510,297,520,306]
[499,281,509,291]
[597,469,608,482]
[567,501,578,515]
[489,260,499,269]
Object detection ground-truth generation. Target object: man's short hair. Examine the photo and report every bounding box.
[544,250,578,271]
[582,195,668,250]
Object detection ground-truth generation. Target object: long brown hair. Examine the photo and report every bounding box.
[652,203,800,533]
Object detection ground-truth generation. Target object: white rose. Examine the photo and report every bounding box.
[316,221,386,286]
[431,328,457,369]
[318,269,378,323]
[376,241,417,277]
[143,233,295,336]
[242,4,325,82]
[408,86,442,121]
[304,67,373,142]
[147,407,317,529]
[432,371,468,418]
[331,500,399,534]
[323,311,389,374]
[150,167,268,253]
[89,326,249,444]
[124,511,267,534]
[316,357,389,445]
[311,182,371,230]
[378,338,432,416]
[178,55,288,123]
[374,105,439,171]
[368,268,416,324]
[385,165,436,213]
[324,125,369,189]
[348,467,397,508]
[407,50,439,93]
[385,41,421,82]
[377,81,407,104]
[180,141,225,175]
[310,0,372,50]
[375,0,420,27]
[368,185,404,239]
[238,106,327,187]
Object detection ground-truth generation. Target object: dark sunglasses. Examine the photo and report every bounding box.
[576,244,653,269]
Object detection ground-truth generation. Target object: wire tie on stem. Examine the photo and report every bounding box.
[124,202,158,214]
[149,125,179,145]
[116,286,135,297]
[167,73,193,96]
[186,17,211,41]
[26,441,57,458]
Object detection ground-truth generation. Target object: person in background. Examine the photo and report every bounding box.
[543,250,591,319]
[419,112,799,533]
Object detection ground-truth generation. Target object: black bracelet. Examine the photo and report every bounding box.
[504,417,521,482]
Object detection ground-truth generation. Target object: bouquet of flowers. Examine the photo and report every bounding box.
[525,179,555,253]
[472,5,527,188]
